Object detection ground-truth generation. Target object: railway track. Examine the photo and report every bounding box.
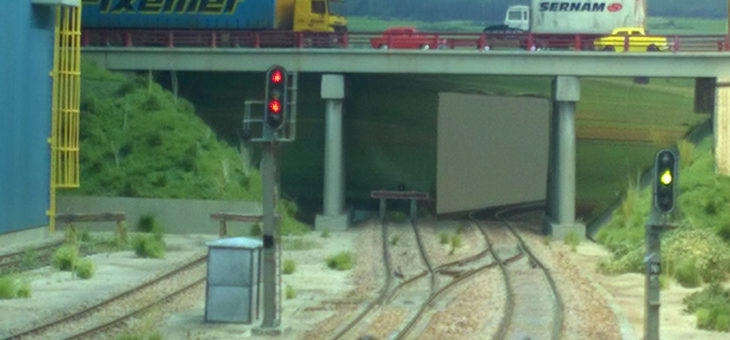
[333,211,523,339]
[4,254,207,340]
[472,203,564,340]
[0,241,65,274]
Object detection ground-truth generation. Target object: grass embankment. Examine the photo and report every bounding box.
[65,62,309,234]
[596,136,730,331]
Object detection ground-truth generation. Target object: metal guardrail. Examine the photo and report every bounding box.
[81,29,730,52]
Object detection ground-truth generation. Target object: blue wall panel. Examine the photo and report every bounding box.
[0,2,55,234]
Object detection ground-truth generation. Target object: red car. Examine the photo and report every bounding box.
[369,26,448,50]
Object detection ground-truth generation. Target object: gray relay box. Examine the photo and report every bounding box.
[205,237,262,323]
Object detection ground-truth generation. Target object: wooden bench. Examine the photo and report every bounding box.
[370,190,430,220]
[55,212,127,241]
[210,212,265,237]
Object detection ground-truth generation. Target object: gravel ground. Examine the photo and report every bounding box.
[3,216,727,340]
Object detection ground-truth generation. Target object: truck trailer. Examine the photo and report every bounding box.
[81,0,346,32]
[504,0,646,34]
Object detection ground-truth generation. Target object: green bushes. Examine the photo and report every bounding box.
[282,259,296,274]
[326,251,354,271]
[75,258,96,279]
[563,231,580,252]
[673,257,702,288]
[132,234,165,259]
[684,284,730,331]
[52,245,78,271]
[285,284,296,299]
[439,231,450,245]
[0,275,31,299]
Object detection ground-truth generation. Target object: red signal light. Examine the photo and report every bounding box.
[268,99,282,113]
[270,69,283,83]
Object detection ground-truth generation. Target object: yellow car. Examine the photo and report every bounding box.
[594,26,669,52]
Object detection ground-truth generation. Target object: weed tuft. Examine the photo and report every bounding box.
[132,234,165,258]
[285,284,296,299]
[52,245,78,271]
[326,251,354,271]
[282,259,296,275]
[75,258,96,279]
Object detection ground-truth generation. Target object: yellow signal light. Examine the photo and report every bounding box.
[660,169,672,185]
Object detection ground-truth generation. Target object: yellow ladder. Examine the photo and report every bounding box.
[48,5,81,232]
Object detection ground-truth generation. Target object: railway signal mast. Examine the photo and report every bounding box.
[245,65,297,334]
[645,149,678,340]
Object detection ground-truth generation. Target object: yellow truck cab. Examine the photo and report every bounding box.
[594,26,668,52]
[289,0,347,32]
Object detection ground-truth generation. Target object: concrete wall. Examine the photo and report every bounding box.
[0,3,56,234]
[57,196,261,234]
[717,76,730,175]
[436,93,550,214]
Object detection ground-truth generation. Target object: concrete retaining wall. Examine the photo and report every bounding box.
[57,196,261,234]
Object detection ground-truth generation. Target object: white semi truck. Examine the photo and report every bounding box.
[504,0,646,34]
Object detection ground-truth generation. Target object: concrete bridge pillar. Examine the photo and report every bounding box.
[315,74,349,231]
[715,76,730,175]
[544,76,585,240]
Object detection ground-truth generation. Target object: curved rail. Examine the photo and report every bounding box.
[331,216,394,340]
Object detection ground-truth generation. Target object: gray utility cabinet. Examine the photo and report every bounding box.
[205,237,262,323]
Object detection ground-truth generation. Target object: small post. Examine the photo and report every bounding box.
[379,198,386,220]
[410,199,417,220]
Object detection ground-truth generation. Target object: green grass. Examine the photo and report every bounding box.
[596,135,730,289]
[285,284,296,299]
[282,258,296,274]
[563,231,580,252]
[0,275,31,299]
[648,17,728,34]
[61,61,262,201]
[52,245,78,271]
[326,251,355,271]
[75,258,96,279]
[132,234,165,259]
[684,284,730,331]
[439,231,450,245]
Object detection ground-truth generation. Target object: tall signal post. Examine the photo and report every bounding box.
[644,149,678,340]
[246,65,296,334]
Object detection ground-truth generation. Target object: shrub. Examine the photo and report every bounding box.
[439,231,450,245]
[320,228,330,238]
[132,234,165,258]
[326,251,354,271]
[52,245,78,271]
[249,223,262,236]
[563,231,580,252]
[684,284,730,331]
[450,234,462,249]
[0,275,30,299]
[674,257,702,288]
[137,214,164,234]
[75,258,96,279]
[282,259,296,275]
[285,284,296,299]
[20,248,39,270]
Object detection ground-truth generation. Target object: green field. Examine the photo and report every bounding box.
[347,15,727,34]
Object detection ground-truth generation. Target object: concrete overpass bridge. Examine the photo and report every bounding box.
[83,48,730,237]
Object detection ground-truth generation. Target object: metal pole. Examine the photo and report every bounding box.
[644,213,662,340]
[260,142,280,329]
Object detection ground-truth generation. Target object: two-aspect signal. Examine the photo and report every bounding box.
[265,65,288,129]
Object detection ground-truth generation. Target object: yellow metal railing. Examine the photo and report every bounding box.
[48,5,81,232]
